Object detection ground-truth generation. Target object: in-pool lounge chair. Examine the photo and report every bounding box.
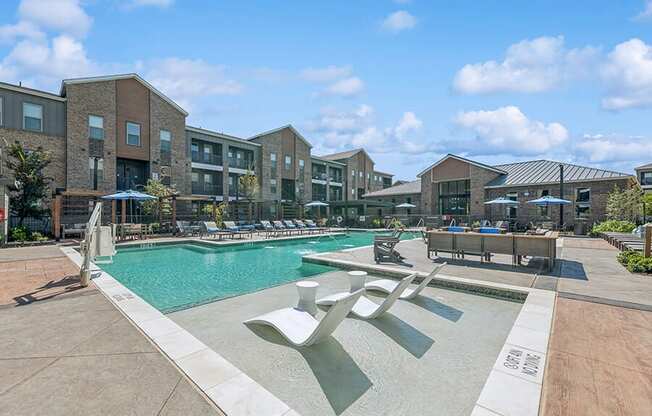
[365,263,447,300]
[316,274,415,319]
[244,289,364,347]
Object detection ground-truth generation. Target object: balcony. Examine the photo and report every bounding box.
[192,183,223,196]
[192,151,222,166]
[228,158,255,170]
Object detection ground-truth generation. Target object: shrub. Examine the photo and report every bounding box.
[371,218,383,228]
[618,251,652,274]
[10,225,29,241]
[590,220,636,237]
[29,231,49,242]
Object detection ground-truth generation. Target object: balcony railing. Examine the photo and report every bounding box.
[313,193,327,202]
[192,183,223,195]
[228,158,254,170]
[329,176,343,183]
[312,172,327,180]
[192,151,223,166]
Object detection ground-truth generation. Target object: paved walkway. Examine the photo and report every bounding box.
[540,297,652,416]
[0,256,220,416]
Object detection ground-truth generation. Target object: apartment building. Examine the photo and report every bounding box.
[0,73,394,223]
[364,154,634,227]
[636,163,652,193]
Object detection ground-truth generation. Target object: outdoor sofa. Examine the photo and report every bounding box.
[61,223,86,239]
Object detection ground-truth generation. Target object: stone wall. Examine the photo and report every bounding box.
[65,80,117,192]
[0,127,67,194]
[470,165,502,220]
[149,92,188,195]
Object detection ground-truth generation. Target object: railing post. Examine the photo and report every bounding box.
[121,199,126,224]
[645,223,652,258]
[171,196,177,234]
[111,200,116,224]
[52,193,62,240]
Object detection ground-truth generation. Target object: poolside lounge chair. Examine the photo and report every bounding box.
[293,219,311,233]
[244,289,364,347]
[304,219,326,233]
[365,263,447,300]
[223,221,252,239]
[260,220,276,237]
[316,274,415,319]
[273,220,291,235]
[373,235,405,264]
[283,220,300,234]
[200,221,230,239]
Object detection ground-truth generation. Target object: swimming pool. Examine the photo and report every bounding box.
[100,232,407,313]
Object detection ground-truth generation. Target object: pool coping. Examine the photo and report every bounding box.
[61,246,300,416]
[302,252,555,416]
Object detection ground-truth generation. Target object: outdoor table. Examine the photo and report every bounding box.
[296,281,319,316]
[347,270,367,292]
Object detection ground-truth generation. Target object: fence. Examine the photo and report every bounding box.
[8,215,51,235]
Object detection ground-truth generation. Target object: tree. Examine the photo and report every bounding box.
[5,141,52,225]
[201,201,228,226]
[142,179,174,221]
[606,184,642,222]
[238,168,259,222]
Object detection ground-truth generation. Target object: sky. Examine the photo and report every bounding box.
[1,0,652,180]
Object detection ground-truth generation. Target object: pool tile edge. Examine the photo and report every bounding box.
[60,246,300,416]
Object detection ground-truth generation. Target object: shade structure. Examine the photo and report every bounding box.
[304,201,329,207]
[484,197,519,205]
[526,195,571,206]
[395,202,416,208]
[101,190,156,201]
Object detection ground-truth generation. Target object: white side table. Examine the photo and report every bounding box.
[347,270,367,292]
[296,281,319,316]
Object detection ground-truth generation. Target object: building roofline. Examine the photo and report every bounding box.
[362,179,421,198]
[319,148,375,164]
[635,162,652,170]
[417,154,507,177]
[484,174,635,189]
[373,170,394,177]
[186,126,260,147]
[310,155,346,166]
[60,73,189,116]
[0,81,66,102]
[247,124,312,148]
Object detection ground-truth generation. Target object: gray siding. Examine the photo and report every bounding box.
[0,88,66,137]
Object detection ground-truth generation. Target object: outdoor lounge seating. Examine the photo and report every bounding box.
[61,223,86,239]
[304,219,326,233]
[200,221,231,239]
[283,220,300,234]
[273,220,291,235]
[426,230,558,270]
[373,235,405,264]
[259,220,276,237]
[223,221,253,239]
[365,262,447,300]
[316,274,415,319]
[244,289,364,347]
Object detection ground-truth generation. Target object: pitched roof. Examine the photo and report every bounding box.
[60,73,188,116]
[486,160,633,188]
[373,170,394,177]
[636,162,652,170]
[417,154,506,177]
[247,124,312,148]
[319,148,374,163]
[310,155,346,166]
[186,126,260,147]
[363,180,421,198]
[0,81,66,101]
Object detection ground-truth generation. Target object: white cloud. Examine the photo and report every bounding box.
[600,38,652,110]
[18,0,92,38]
[394,112,422,140]
[453,36,599,94]
[634,1,652,20]
[324,77,364,97]
[300,65,352,82]
[575,134,652,163]
[381,11,417,33]
[144,58,242,110]
[452,106,568,156]
[0,21,44,44]
[125,0,174,8]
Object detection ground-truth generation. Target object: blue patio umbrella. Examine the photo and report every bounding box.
[102,190,156,222]
[484,197,519,222]
[526,195,571,206]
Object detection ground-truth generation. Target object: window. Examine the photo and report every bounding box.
[160,130,171,152]
[285,155,291,170]
[576,204,591,218]
[359,171,363,179]
[299,159,305,176]
[270,178,277,194]
[88,115,104,140]
[0,97,3,126]
[351,188,355,196]
[642,172,652,186]
[538,190,550,217]
[506,192,518,218]
[89,158,104,190]
[126,122,141,146]
[23,103,43,131]
[270,152,277,179]
[192,172,199,183]
[438,179,471,215]
[351,169,355,178]
[576,188,590,202]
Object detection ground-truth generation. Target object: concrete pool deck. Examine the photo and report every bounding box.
[169,270,524,416]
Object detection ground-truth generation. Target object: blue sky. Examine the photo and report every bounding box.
[1,0,652,180]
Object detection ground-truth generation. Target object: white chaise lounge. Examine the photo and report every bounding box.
[365,262,447,300]
[244,289,364,347]
[316,274,415,319]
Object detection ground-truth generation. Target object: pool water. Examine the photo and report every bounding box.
[100,231,408,313]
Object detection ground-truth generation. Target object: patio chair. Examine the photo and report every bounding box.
[283,220,300,234]
[304,219,326,233]
[316,274,415,319]
[294,219,311,233]
[200,221,230,239]
[244,289,364,347]
[223,221,252,239]
[365,262,447,300]
[260,220,276,237]
[373,235,405,264]
[273,220,290,235]
[61,223,86,239]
